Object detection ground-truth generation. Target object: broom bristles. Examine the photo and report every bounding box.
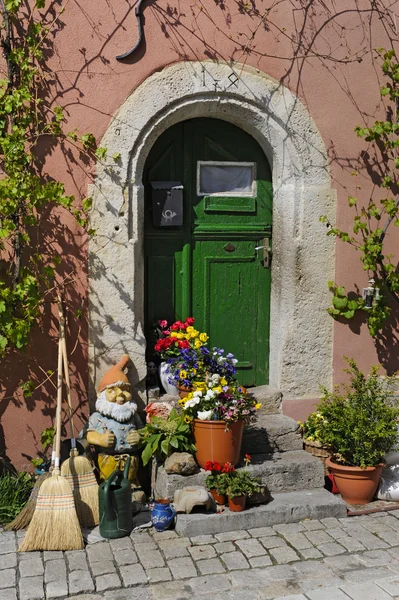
[19,474,83,552]
[4,472,51,531]
[61,455,99,527]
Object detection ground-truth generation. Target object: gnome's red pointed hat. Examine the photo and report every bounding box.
[98,355,130,392]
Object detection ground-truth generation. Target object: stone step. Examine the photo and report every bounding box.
[154,450,325,499]
[247,385,282,415]
[243,414,303,454]
[175,488,347,537]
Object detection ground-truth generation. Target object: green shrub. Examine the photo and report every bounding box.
[318,358,399,468]
[0,471,34,524]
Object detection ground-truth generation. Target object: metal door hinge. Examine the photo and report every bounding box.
[254,238,272,268]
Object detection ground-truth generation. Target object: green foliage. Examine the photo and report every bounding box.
[298,410,328,443]
[317,358,399,468]
[0,471,34,524]
[0,3,103,355]
[30,425,55,468]
[225,470,261,498]
[138,408,196,466]
[321,49,399,336]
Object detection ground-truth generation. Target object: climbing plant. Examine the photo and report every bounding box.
[0,0,107,356]
[320,49,399,336]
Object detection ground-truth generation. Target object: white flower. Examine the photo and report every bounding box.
[184,398,200,408]
[205,390,216,400]
[197,410,213,420]
[193,390,203,398]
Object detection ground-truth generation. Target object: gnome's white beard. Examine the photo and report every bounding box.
[96,391,137,423]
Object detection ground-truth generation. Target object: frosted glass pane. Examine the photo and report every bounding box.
[199,164,254,195]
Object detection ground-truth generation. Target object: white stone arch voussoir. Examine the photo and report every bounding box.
[89,61,336,403]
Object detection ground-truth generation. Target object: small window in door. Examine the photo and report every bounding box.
[197,161,256,197]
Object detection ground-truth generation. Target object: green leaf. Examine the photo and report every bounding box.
[35,0,45,7]
[332,296,348,310]
[141,443,154,466]
[160,439,170,456]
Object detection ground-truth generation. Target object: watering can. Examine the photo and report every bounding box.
[99,456,133,539]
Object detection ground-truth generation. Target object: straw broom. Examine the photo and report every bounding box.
[58,298,99,527]
[19,310,83,552]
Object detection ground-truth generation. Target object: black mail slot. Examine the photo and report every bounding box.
[151,181,183,227]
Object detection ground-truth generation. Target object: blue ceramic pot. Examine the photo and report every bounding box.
[151,499,175,532]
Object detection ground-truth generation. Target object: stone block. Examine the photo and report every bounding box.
[168,557,197,579]
[68,570,95,594]
[119,563,148,586]
[246,385,282,415]
[242,414,303,454]
[19,576,44,600]
[197,557,226,574]
[95,573,121,591]
[221,551,250,570]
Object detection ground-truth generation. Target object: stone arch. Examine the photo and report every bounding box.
[89,61,336,403]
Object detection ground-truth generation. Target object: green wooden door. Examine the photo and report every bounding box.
[144,118,272,386]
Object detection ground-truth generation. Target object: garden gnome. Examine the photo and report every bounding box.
[81,355,146,502]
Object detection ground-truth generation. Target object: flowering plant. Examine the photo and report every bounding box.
[166,346,238,390]
[180,377,261,424]
[208,456,262,498]
[298,410,327,443]
[204,460,223,490]
[154,318,209,361]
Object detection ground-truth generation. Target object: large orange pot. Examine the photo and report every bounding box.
[325,457,384,505]
[193,419,244,468]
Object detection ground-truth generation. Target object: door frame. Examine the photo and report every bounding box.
[88,61,336,405]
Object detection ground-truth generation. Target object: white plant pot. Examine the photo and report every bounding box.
[158,362,179,396]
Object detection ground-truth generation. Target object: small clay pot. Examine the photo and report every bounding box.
[228,494,246,512]
[178,386,192,399]
[209,489,226,505]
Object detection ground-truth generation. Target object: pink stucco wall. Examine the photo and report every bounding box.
[1,1,398,469]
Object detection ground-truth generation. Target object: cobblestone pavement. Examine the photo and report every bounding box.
[4,512,399,599]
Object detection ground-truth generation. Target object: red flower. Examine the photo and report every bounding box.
[178,339,190,349]
[205,461,213,471]
[186,317,195,325]
[222,462,236,473]
[213,461,222,472]
[245,454,251,462]
[158,320,168,329]
[170,323,180,331]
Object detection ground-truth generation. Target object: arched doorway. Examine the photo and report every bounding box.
[144,117,272,387]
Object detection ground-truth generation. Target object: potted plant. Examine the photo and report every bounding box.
[318,358,399,505]
[299,410,330,473]
[218,456,261,512]
[180,379,261,468]
[138,408,197,466]
[204,460,226,505]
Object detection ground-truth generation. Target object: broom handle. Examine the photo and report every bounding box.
[58,298,76,442]
[54,294,64,474]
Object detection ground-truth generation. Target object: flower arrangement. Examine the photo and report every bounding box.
[204,460,223,491]
[298,411,327,443]
[154,318,209,361]
[180,377,261,424]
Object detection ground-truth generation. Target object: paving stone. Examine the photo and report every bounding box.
[376,529,399,546]
[247,527,276,537]
[66,550,89,571]
[19,576,44,600]
[112,548,138,565]
[188,544,216,560]
[43,551,63,561]
[0,589,17,600]
[151,530,178,541]
[104,590,153,600]
[305,588,351,600]
[139,548,165,569]
[45,559,67,597]
[230,568,272,587]
[189,534,217,545]
[215,530,250,542]
[132,539,158,551]
[340,581,392,599]
[341,566,396,583]
[0,537,16,554]
[320,517,343,528]
[0,552,16,569]
[120,563,148,586]
[149,580,194,599]
[197,557,226,574]
[160,543,190,559]
[235,538,266,558]
[19,556,44,577]
[273,523,306,535]
[68,569,95,594]
[359,519,393,534]
[318,542,346,556]
[298,577,346,593]
[298,547,323,560]
[189,573,231,594]
[95,573,121,591]
[283,533,313,550]
[157,537,191,551]
[68,596,103,600]
[293,560,330,579]
[301,520,326,531]
[249,555,273,567]
[273,596,307,600]
[376,576,399,596]
[269,546,300,564]
[130,531,153,544]
[90,560,117,576]
[304,530,334,545]
[214,541,236,554]
[46,580,68,599]
[145,567,172,582]
[109,537,133,551]
[337,537,365,552]
[349,532,389,550]
[0,569,16,589]
[326,528,348,540]
[223,590,262,600]
[221,551,250,570]
[357,549,399,568]
[87,543,113,563]
[168,557,197,579]
[259,536,288,549]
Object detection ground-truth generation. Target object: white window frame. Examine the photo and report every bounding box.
[197,161,257,197]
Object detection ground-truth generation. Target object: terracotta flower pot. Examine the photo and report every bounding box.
[193,419,244,468]
[209,489,226,505]
[178,385,191,399]
[325,456,385,505]
[228,495,246,512]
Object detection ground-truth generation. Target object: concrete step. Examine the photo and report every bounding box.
[243,414,303,454]
[175,488,347,537]
[154,450,325,499]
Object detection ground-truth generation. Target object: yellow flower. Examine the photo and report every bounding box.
[184,415,192,423]
[186,326,194,333]
[255,403,262,410]
[194,338,202,348]
[176,333,184,339]
[191,329,199,338]
[194,381,205,390]
[199,332,208,343]
[170,332,178,338]
[180,370,187,379]
[178,398,186,406]
[213,386,222,394]
[220,377,227,386]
